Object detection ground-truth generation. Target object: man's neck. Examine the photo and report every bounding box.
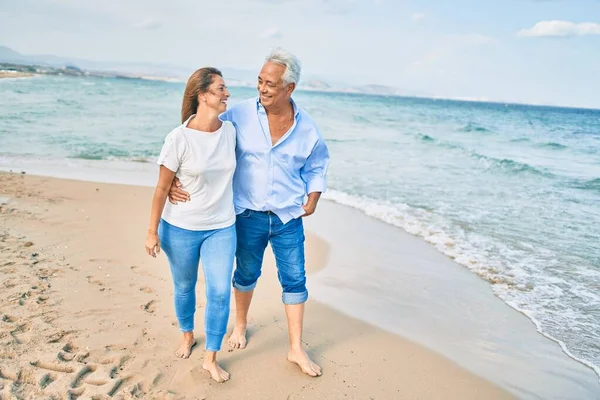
[264,100,292,117]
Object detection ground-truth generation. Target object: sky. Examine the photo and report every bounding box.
[1,0,600,108]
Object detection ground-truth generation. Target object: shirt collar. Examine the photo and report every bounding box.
[256,97,299,118]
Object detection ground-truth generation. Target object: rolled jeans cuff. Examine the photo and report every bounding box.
[282,290,308,305]
[232,277,257,292]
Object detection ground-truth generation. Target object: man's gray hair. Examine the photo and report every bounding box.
[265,47,302,85]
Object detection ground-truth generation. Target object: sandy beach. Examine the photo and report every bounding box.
[0,172,513,399]
[0,72,35,79]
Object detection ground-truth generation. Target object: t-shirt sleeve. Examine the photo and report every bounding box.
[157,129,184,172]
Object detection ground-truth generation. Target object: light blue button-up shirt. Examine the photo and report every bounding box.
[220,97,330,224]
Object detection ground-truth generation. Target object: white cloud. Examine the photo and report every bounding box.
[134,18,162,30]
[260,28,283,40]
[412,13,425,24]
[518,20,600,37]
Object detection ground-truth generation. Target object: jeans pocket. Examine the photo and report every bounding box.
[238,209,253,218]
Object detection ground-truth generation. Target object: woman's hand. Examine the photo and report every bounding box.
[145,231,161,258]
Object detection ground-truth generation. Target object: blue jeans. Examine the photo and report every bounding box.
[233,210,307,305]
[158,219,236,352]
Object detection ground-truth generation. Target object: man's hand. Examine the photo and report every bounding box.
[301,192,321,217]
[301,202,317,217]
[168,177,190,204]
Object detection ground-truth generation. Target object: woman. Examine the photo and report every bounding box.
[145,67,236,383]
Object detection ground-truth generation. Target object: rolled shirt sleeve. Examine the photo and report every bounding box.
[300,136,330,194]
[157,129,184,173]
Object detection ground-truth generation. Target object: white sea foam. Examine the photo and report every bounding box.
[323,188,600,380]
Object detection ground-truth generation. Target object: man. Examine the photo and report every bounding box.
[169,48,329,377]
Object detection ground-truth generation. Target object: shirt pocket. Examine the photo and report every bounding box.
[277,146,309,170]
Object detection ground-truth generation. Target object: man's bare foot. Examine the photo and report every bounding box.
[227,325,247,349]
[287,348,322,377]
[175,332,196,359]
[202,360,230,383]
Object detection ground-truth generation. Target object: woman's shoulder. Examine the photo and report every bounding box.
[222,121,237,136]
[222,120,235,130]
[164,124,186,141]
[162,125,190,154]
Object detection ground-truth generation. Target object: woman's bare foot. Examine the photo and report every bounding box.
[227,325,247,349]
[202,352,230,383]
[287,348,322,377]
[175,332,196,359]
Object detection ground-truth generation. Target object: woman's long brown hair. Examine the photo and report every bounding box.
[181,67,222,123]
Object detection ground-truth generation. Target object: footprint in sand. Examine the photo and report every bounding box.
[10,322,32,344]
[89,258,113,264]
[141,300,157,314]
[139,286,154,293]
[1,314,17,323]
[71,365,96,388]
[18,290,31,306]
[86,276,104,286]
[30,361,75,374]
[57,342,80,362]
[0,367,20,382]
[130,265,148,276]
[39,372,56,389]
[37,295,50,304]
[131,266,164,281]
[47,330,75,344]
[29,349,144,398]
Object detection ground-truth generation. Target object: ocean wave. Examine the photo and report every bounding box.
[68,148,153,161]
[460,123,492,133]
[510,138,531,143]
[323,189,514,285]
[570,178,600,193]
[471,153,552,177]
[323,188,600,380]
[539,142,568,150]
[417,133,435,142]
[508,301,600,381]
[415,133,467,151]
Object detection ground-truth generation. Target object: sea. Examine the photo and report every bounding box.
[1,75,599,397]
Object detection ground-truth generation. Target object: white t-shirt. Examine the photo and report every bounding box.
[157,116,236,231]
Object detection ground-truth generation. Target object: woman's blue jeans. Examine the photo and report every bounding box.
[158,219,236,352]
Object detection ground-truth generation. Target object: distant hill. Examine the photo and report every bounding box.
[0,45,194,78]
[0,45,23,61]
[0,45,409,97]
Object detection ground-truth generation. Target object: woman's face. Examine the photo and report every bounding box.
[204,75,230,113]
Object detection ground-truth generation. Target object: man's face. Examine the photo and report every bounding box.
[257,62,293,108]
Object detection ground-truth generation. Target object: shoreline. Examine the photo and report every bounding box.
[0,172,514,399]
[2,156,600,392]
[0,71,35,79]
[0,162,599,397]
[305,200,600,398]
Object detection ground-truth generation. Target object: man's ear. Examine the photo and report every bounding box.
[287,82,296,95]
